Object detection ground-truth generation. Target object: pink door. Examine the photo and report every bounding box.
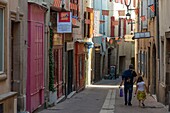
[27,3,45,112]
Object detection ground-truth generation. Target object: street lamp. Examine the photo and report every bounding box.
[124,0,135,31]
[126,12,131,19]
[124,0,132,18]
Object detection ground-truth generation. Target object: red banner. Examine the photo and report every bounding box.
[125,0,129,5]
[112,21,119,26]
[70,3,77,10]
[141,16,146,21]
[135,8,139,15]
[115,0,120,3]
[102,10,109,16]
[53,0,61,8]
[86,7,93,13]
[100,20,105,24]
[120,0,124,4]
[133,0,136,7]
[118,10,125,16]
[149,4,155,12]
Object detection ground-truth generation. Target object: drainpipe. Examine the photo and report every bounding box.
[156,0,160,49]
[156,0,160,79]
[156,0,161,102]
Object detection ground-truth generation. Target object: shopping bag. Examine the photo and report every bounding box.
[119,88,123,97]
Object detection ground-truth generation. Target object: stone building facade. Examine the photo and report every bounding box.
[0,0,18,113]
[135,0,170,106]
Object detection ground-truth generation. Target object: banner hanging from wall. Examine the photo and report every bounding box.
[57,12,72,33]
[112,20,119,26]
[118,10,125,16]
[102,10,109,16]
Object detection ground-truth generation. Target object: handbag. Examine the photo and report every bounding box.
[119,87,123,97]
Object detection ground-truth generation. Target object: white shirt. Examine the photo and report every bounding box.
[137,81,145,91]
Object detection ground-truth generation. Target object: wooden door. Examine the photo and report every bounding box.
[27,4,45,112]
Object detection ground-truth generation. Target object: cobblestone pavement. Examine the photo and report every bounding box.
[38,78,169,113]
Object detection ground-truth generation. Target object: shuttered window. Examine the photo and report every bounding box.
[110,16,115,37]
[118,18,121,37]
[123,19,126,36]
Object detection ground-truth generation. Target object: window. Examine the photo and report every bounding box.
[0,8,4,74]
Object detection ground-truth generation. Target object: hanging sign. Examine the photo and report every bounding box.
[124,35,134,42]
[57,12,72,33]
[134,32,151,39]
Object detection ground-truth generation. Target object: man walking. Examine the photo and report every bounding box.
[119,64,137,106]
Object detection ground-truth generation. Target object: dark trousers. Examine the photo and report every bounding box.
[124,85,133,104]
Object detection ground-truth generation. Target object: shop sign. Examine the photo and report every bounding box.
[134,32,151,39]
[66,42,74,51]
[124,35,134,42]
[53,34,62,45]
[57,12,72,33]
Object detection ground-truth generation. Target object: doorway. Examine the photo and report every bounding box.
[11,21,20,93]
[152,44,156,94]
[108,48,112,74]
[148,47,150,88]
[67,50,73,95]
[94,51,101,82]
[119,56,125,75]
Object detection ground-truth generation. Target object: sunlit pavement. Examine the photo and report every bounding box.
[38,78,169,113]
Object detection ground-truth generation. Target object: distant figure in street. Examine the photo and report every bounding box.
[135,76,148,107]
[119,64,137,106]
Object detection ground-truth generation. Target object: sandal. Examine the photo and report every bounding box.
[142,103,145,107]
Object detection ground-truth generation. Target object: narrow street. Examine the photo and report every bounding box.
[1,0,170,113]
[38,78,169,113]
